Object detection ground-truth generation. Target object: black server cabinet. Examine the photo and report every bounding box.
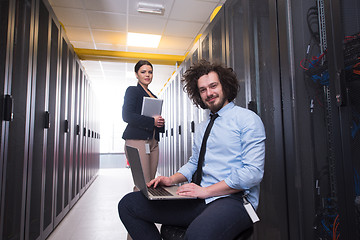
[277,0,360,238]
[25,0,50,238]
[158,0,359,239]
[322,0,359,238]
[54,36,69,226]
[70,61,81,207]
[0,0,99,239]
[200,5,226,64]
[77,69,85,196]
[225,0,288,239]
[63,49,74,210]
[1,0,33,239]
[80,78,87,193]
[0,1,10,226]
[43,16,60,238]
[80,78,88,192]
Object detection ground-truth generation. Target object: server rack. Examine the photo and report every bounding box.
[0,0,100,239]
[158,0,359,239]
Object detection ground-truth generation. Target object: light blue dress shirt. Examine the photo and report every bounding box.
[178,102,266,209]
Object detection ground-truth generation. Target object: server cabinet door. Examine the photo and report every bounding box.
[77,69,84,195]
[70,61,81,207]
[80,78,89,191]
[26,0,50,239]
[200,33,210,61]
[322,0,360,238]
[210,6,225,64]
[54,37,69,226]
[1,0,33,239]
[0,0,10,209]
[42,17,60,238]
[200,6,225,64]
[64,50,74,209]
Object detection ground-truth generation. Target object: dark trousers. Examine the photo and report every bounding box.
[118,191,253,240]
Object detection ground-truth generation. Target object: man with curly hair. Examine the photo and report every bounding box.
[119,60,266,240]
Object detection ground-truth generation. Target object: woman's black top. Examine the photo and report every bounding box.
[122,83,165,141]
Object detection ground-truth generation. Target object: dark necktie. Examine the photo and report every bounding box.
[192,113,219,185]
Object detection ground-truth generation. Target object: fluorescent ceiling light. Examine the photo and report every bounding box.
[137,2,164,15]
[127,32,161,48]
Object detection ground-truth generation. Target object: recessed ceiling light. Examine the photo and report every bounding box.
[127,32,161,48]
[137,2,164,15]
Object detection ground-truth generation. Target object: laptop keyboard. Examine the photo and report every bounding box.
[148,187,172,196]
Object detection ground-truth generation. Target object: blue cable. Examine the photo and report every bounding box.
[311,71,329,85]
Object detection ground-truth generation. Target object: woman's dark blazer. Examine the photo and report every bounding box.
[122,83,165,141]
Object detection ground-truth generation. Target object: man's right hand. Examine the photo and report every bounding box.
[147,172,188,188]
[147,176,173,188]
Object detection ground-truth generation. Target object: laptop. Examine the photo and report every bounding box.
[125,145,196,200]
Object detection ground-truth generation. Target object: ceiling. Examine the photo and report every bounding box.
[47,0,225,95]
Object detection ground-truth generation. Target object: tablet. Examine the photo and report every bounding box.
[141,97,163,117]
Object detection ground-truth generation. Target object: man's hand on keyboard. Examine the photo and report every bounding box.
[147,176,173,189]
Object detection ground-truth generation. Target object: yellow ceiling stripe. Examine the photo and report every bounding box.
[210,6,222,22]
[75,48,184,66]
[193,34,202,43]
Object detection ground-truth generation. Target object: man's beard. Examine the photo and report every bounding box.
[205,94,227,113]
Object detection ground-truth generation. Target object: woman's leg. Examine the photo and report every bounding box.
[125,140,152,183]
[149,138,159,180]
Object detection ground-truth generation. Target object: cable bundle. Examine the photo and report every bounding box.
[300,32,360,87]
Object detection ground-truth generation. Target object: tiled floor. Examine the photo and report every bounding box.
[47,168,133,240]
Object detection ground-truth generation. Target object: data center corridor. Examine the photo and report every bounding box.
[47,168,132,240]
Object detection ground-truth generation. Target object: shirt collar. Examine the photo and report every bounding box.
[211,101,234,118]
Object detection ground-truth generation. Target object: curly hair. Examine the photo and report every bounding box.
[181,59,239,109]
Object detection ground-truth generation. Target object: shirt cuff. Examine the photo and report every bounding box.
[178,168,193,182]
[224,178,243,190]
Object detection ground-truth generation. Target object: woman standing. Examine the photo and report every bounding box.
[122,60,165,183]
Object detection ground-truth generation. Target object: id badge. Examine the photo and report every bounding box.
[145,143,150,154]
[243,197,260,223]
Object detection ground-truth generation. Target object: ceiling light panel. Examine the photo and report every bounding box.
[137,2,164,15]
[127,32,161,48]
[128,0,173,18]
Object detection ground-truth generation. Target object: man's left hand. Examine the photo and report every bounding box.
[176,183,210,199]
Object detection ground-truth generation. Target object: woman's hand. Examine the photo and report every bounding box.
[176,183,210,199]
[154,116,165,128]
